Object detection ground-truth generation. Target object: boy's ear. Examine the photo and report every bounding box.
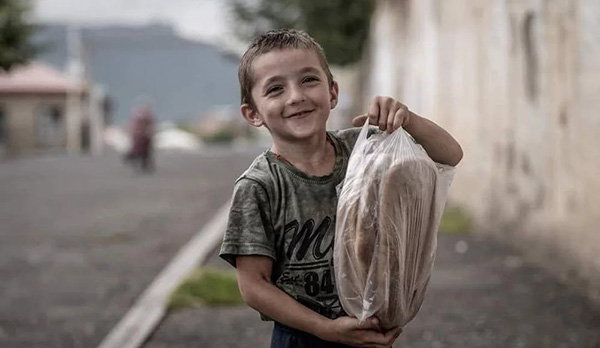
[241,103,264,127]
[329,81,339,109]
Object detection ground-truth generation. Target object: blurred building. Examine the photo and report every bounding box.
[0,62,105,156]
[359,0,600,301]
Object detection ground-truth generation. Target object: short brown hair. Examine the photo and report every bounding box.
[238,28,334,107]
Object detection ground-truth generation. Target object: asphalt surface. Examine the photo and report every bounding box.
[0,148,262,348]
[1,149,599,348]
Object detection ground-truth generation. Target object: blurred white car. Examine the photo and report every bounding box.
[104,123,202,154]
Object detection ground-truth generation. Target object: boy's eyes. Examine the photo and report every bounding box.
[302,76,320,83]
[266,86,283,95]
[264,76,320,95]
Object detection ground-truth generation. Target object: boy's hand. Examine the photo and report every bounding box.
[352,96,411,133]
[319,316,403,348]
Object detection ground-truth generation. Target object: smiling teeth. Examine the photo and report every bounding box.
[291,110,311,117]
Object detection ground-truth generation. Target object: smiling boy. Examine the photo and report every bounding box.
[219,29,463,348]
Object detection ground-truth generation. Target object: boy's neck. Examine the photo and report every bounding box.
[270,133,335,176]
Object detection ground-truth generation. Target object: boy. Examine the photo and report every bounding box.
[219,29,463,347]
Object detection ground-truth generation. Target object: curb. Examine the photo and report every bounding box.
[96,201,231,348]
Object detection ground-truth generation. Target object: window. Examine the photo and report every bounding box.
[36,105,65,147]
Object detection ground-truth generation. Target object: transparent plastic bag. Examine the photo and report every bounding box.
[334,121,454,330]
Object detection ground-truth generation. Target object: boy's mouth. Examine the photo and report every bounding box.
[286,109,314,118]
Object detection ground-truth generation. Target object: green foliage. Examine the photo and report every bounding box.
[168,268,244,309]
[229,0,375,66]
[439,206,472,235]
[175,122,200,137]
[201,128,236,144]
[0,0,38,71]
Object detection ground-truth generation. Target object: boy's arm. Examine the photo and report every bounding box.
[236,255,402,348]
[404,111,463,166]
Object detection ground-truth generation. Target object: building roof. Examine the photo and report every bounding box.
[0,62,84,94]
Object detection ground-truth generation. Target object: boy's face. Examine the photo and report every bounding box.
[241,48,338,143]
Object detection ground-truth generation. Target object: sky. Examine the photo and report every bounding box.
[32,0,233,44]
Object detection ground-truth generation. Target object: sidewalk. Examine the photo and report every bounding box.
[145,232,600,348]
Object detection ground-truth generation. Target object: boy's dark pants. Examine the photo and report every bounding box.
[271,322,354,348]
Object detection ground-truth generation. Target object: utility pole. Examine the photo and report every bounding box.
[65,25,84,154]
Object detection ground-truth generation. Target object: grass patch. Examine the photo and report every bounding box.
[440,206,472,234]
[168,267,244,310]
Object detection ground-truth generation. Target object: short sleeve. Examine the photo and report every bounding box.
[219,178,276,267]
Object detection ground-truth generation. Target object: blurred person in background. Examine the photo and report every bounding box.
[125,102,155,173]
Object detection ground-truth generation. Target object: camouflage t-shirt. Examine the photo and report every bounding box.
[220,128,366,320]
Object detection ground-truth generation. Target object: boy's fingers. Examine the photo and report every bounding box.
[355,316,381,331]
[352,114,369,127]
[368,100,380,126]
[393,108,404,131]
[378,102,390,131]
[383,326,403,344]
[371,317,380,328]
[387,108,397,133]
[357,332,388,348]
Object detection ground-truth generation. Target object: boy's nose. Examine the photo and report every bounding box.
[287,85,306,105]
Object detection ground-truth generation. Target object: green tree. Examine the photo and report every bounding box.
[229,0,374,66]
[0,0,37,71]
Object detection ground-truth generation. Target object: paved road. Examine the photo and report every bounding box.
[0,148,263,348]
[2,149,600,348]
[147,230,600,348]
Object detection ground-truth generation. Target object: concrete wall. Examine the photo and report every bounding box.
[360,0,600,301]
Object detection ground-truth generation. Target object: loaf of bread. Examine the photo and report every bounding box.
[376,157,438,329]
[336,150,439,330]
